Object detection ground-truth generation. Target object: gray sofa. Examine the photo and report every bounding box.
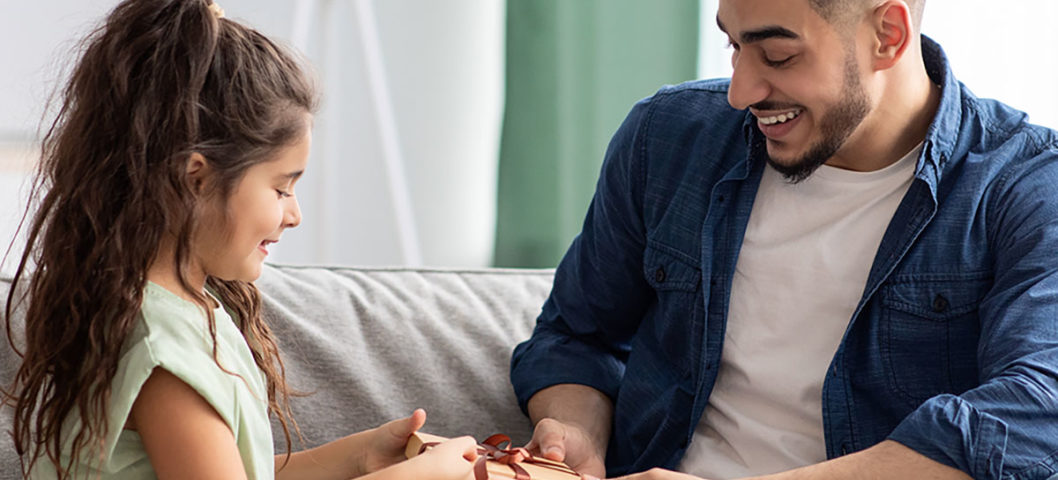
[0,263,555,478]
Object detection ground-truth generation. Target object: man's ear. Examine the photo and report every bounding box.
[870,0,913,70]
[186,152,212,194]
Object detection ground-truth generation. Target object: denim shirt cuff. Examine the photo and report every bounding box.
[887,394,1008,479]
[510,335,624,414]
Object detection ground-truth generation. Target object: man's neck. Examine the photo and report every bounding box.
[830,48,942,172]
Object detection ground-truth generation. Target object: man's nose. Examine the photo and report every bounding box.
[727,56,770,111]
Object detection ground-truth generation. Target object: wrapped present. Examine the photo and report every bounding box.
[406,432,582,480]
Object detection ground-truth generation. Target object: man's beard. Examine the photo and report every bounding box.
[766,54,871,183]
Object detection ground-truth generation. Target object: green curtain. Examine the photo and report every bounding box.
[494,0,700,268]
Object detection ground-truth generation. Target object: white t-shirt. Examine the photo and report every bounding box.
[677,145,921,479]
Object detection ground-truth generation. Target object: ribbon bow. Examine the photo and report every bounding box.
[420,434,580,480]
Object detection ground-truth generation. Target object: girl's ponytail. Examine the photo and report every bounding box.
[5,0,316,476]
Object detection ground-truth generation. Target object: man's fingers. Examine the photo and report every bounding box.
[531,418,568,461]
[595,468,695,480]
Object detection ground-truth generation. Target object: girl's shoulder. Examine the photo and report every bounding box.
[131,282,255,397]
[126,282,265,422]
[137,282,235,350]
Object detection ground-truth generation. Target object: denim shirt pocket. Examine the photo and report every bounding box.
[879,272,989,407]
[641,242,703,376]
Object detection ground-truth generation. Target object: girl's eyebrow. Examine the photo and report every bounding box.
[275,170,304,181]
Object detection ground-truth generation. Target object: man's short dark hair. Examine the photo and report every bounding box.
[809,0,925,30]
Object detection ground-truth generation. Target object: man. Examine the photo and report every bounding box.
[509,0,1058,479]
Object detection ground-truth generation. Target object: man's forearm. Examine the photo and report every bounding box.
[527,383,614,455]
[749,440,971,480]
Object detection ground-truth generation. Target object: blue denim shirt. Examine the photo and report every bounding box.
[510,37,1058,479]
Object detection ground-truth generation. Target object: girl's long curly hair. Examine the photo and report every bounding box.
[2,0,318,476]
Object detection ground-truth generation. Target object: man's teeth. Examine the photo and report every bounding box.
[759,110,802,126]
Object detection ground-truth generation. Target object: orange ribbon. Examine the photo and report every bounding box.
[419,434,580,480]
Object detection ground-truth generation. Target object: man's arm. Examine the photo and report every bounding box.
[750,441,971,480]
[511,95,656,475]
[525,384,613,478]
[599,441,970,480]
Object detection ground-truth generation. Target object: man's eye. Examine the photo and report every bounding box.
[764,55,794,68]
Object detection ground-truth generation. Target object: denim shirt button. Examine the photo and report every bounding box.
[655,267,667,283]
[932,294,950,313]
[841,444,849,456]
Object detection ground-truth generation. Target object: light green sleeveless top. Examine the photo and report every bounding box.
[30,282,274,479]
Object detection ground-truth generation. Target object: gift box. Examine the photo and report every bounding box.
[406,432,582,480]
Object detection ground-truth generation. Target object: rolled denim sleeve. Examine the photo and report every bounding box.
[510,97,655,411]
[889,148,1058,479]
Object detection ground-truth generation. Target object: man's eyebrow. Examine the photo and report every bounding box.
[717,16,799,44]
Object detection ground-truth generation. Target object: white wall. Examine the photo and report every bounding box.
[0,0,505,272]
[698,0,1058,131]
[919,1,1058,130]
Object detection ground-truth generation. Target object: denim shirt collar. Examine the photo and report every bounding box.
[739,35,963,191]
[918,35,963,187]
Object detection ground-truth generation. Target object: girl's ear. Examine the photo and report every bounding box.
[185,153,212,194]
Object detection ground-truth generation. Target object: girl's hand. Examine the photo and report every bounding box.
[409,435,479,480]
[358,408,429,474]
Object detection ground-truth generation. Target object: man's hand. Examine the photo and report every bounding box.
[525,384,615,478]
[526,417,607,477]
[585,468,704,480]
[583,440,970,480]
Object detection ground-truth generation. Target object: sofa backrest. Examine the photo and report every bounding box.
[0,263,554,478]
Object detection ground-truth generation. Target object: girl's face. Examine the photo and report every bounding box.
[194,128,311,283]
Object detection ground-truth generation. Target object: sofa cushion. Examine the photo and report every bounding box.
[256,263,553,454]
[0,263,553,477]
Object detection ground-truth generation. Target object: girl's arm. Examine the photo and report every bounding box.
[275,408,425,478]
[274,409,477,480]
[358,436,478,480]
[130,368,249,480]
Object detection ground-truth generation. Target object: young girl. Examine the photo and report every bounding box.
[3,1,478,478]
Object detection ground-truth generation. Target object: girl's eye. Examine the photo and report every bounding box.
[276,189,292,198]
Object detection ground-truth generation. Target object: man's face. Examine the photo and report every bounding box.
[718,0,871,182]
